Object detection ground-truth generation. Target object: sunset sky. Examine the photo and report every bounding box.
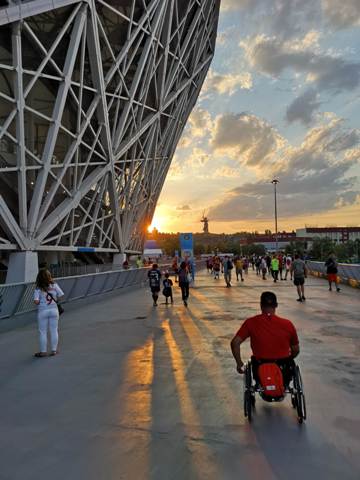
[151,0,360,234]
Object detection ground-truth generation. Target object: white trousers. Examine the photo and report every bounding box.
[38,308,59,352]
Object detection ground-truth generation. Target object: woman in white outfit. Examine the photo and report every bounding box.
[33,269,64,358]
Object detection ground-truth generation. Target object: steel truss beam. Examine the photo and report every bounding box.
[0,0,220,253]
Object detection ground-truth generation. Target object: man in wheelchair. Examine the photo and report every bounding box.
[230,291,299,389]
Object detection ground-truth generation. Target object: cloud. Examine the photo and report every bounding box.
[221,0,250,12]
[187,108,213,138]
[203,70,253,96]
[210,112,284,168]
[242,34,360,94]
[213,166,242,178]
[262,1,321,41]
[222,0,321,40]
[176,205,191,211]
[322,0,360,29]
[286,88,321,125]
[177,108,213,149]
[208,117,360,221]
[187,147,211,168]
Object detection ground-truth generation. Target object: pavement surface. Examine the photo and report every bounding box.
[0,268,359,480]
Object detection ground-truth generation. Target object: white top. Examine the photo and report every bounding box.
[34,283,64,310]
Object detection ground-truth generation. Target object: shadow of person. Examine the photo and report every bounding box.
[250,402,357,480]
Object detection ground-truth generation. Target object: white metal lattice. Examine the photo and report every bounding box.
[0,0,220,253]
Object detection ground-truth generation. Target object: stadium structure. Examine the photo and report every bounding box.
[0,0,220,280]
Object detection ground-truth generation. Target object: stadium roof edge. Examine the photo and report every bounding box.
[0,0,82,26]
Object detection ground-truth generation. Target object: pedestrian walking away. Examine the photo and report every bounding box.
[285,255,293,280]
[266,254,271,274]
[291,254,307,302]
[278,253,284,280]
[271,255,279,282]
[172,257,179,282]
[213,256,221,279]
[261,257,267,280]
[235,256,244,282]
[178,261,190,306]
[148,263,162,306]
[324,252,341,292]
[162,271,174,305]
[255,256,262,276]
[33,269,64,358]
[223,255,233,288]
[243,257,249,275]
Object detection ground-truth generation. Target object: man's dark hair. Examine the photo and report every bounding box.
[260,291,278,308]
[295,253,300,259]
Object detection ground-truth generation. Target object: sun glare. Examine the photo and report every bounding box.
[147,216,163,233]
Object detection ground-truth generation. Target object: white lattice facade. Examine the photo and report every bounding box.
[0,0,220,256]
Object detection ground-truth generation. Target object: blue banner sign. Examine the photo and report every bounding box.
[179,233,194,259]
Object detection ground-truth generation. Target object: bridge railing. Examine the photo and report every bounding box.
[0,267,150,321]
[306,261,360,287]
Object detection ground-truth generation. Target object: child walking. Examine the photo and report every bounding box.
[162,272,174,304]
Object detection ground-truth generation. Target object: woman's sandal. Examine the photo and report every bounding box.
[34,352,47,358]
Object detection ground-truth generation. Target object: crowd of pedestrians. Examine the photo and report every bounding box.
[202,250,343,303]
[31,248,343,358]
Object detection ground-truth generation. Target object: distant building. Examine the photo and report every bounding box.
[296,227,360,243]
[143,240,163,259]
[240,232,311,252]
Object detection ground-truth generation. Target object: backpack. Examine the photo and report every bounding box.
[258,363,285,398]
[227,259,233,270]
[293,259,305,278]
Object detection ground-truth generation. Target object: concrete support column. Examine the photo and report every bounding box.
[113,253,126,268]
[6,251,38,284]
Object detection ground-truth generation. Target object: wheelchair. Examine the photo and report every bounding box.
[243,359,307,424]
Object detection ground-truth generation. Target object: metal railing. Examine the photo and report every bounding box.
[49,263,121,279]
[306,261,360,285]
[0,267,150,320]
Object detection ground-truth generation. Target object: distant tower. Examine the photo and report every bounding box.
[201,211,209,234]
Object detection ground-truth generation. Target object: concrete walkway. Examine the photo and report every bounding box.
[0,269,359,480]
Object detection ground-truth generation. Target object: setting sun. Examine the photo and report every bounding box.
[147,215,164,233]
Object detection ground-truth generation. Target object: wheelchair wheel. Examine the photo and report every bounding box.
[243,362,253,421]
[294,365,307,423]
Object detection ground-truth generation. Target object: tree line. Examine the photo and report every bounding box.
[150,230,360,263]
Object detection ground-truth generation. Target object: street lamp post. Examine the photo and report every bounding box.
[271,179,279,253]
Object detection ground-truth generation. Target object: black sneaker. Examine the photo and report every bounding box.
[302,296,306,301]
[336,287,341,292]
[297,298,303,302]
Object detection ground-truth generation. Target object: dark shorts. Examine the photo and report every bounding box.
[150,286,160,293]
[293,277,304,286]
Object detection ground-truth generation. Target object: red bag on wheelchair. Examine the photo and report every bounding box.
[258,363,285,398]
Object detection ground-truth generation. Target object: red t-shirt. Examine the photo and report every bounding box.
[236,313,299,359]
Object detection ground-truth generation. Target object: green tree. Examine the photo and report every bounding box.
[285,241,307,257]
[309,238,335,261]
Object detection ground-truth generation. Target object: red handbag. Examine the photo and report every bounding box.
[258,363,285,397]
